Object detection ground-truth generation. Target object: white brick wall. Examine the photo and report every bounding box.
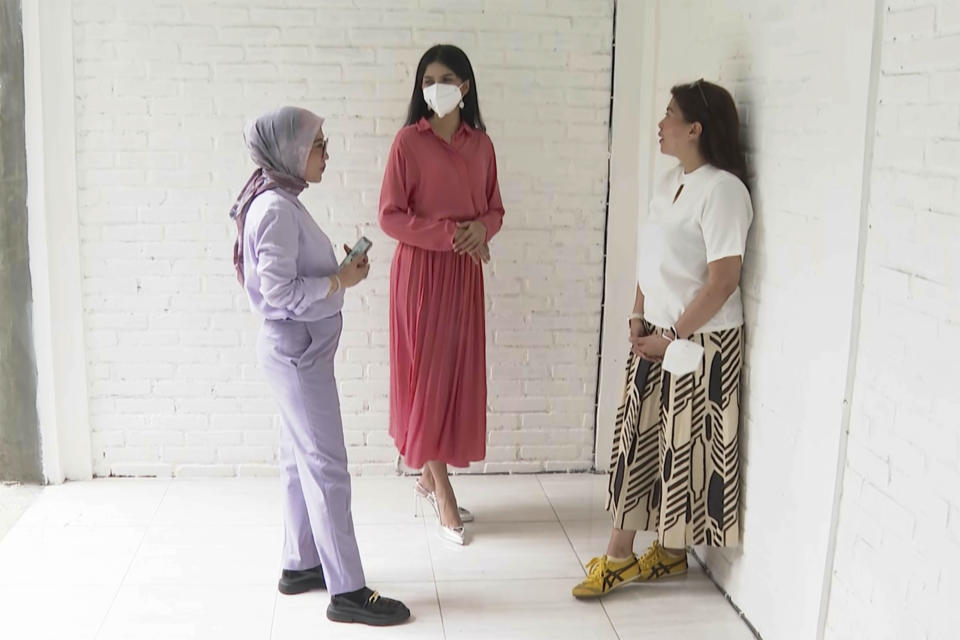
[73,0,613,478]
[826,2,960,639]
[608,1,960,637]
[626,1,878,639]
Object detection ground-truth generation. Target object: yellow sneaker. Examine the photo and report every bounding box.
[636,540,687,581]
[571,554,641,599]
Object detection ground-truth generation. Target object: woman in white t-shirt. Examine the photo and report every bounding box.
[573,79,754,599]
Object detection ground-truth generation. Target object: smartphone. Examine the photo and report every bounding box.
[339,236,372,269]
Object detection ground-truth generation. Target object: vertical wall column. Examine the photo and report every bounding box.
[595,0,659,466]
[22,0,92,482]
[0,0,42,483]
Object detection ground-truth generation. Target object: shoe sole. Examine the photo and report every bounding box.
[572,569,688,599]
[326,608,411,626]
[278,577,326,595]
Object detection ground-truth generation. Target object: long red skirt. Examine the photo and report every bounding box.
[388,244,487,469]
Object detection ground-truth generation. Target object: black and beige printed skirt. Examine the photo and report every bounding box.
[606,323,744,548]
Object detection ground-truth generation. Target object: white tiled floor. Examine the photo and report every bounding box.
[0,483,42,541]
[0,474,756,640]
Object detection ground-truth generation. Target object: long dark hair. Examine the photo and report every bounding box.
[671,79,748,186]
[405,44,486,132]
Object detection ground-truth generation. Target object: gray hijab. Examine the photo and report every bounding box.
[229,106,324,285]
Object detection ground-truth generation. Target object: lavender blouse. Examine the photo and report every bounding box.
[242,189,343,321]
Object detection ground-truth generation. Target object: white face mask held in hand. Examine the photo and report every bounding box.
[423,82,464,118]
[662,338,705,376]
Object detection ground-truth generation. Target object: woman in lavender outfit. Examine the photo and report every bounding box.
[229,106,409,627]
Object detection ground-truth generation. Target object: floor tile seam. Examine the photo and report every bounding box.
[92,480,172,640]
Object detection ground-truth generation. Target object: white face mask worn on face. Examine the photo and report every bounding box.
[423,82,465,118]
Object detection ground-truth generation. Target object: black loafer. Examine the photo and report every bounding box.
[278,565,326,595]
[326,587,411,626]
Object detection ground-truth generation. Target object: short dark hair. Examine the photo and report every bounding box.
[405,44,486,132]
[671,79,748,187]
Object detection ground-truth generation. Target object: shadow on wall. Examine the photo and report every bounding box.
[736,59,757,560]
[0,0,42,484]
[704,33,756,572]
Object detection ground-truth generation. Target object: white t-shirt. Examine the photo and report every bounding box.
[636,163,753,332]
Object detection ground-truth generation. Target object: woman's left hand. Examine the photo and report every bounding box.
[466,243,490,265]
[453,220,487,254]
[631,334,669,362]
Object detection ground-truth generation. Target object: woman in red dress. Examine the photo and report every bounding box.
[379,45,504,545]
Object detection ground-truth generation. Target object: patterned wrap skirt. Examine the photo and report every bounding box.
[606,322,744,548]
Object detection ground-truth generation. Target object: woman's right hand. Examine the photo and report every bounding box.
[338,243,370,288]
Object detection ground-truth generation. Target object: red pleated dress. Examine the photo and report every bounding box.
[378,118,504,469]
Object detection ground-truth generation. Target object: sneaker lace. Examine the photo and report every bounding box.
[584,556,609,587]
[638,540,662,573]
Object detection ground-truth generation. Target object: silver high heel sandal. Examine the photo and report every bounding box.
[413,482,466,545]
[413,480,474,523]
[437,519,465,545]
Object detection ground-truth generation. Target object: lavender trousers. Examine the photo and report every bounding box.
[256,314,365,595]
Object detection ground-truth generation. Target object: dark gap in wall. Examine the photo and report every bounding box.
[591,0,618,469]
